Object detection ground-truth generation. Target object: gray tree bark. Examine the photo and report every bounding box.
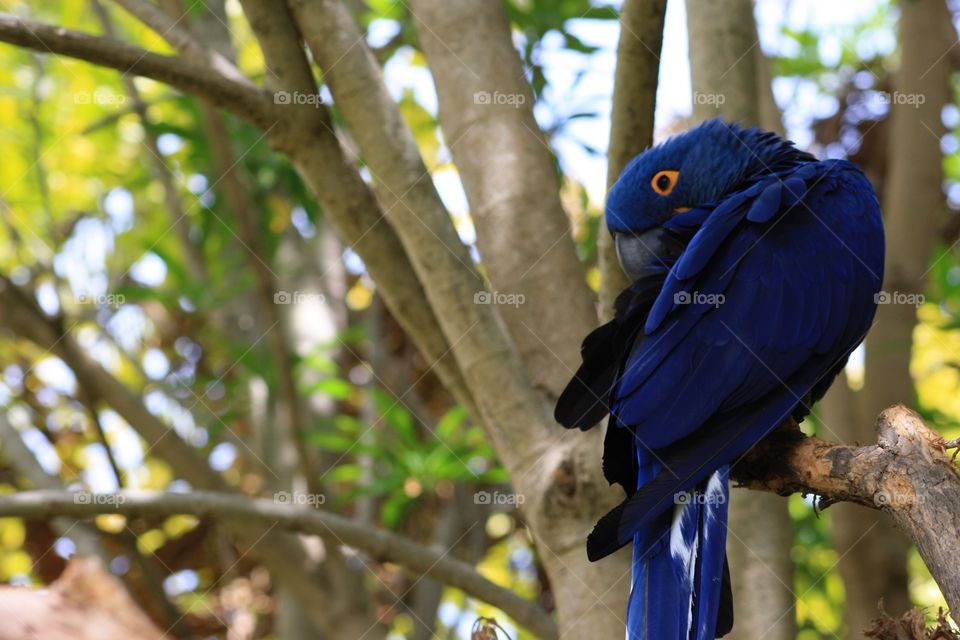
[409,0,596,397]
[601,0,667,320]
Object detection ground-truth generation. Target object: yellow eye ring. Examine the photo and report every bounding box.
[651,170,679,196]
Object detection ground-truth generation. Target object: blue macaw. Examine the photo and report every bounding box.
[555,119,884,639]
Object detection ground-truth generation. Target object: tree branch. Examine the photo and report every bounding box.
[733,405,960,615]
[2,406,192,637]
[92,0,209,286]
[600,0,667,321]
[0,489,559,639]
[0,276,350,632]
[0,414,108,559]
[109,0,479,421]
[110,0,251,86]
[409,0,596,395]
[0,13,272,127]
[0,0,483,496]
[286,0,554,459]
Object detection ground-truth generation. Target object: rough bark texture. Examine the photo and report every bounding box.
[733,406,960,616]
[686,3,797,638]
[831,0,954,633]
[601,0,667,320]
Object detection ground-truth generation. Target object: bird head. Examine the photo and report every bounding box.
[606,118,809,279]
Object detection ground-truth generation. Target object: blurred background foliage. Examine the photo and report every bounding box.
[0,0,958,638]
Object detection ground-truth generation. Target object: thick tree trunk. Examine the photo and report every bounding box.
[409,0,596,398]
[687,3,798,638]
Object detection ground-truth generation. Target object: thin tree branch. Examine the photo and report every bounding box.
[0,13,272,127]
[0,489,559,639]
[110,0,251,86]
[601,0,667,320]
[733,405,960,615]
[0,414,190,637]
[91,0,209,285]
[0,276,347,629]
[0,414,108,559]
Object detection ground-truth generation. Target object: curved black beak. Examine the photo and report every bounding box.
[614,228,683,281]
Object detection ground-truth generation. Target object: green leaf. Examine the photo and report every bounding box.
[303,377,352,400]
[327,463,362,483]
[435,405,467,439]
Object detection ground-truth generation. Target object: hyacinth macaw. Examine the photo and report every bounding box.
[555,119,884,639]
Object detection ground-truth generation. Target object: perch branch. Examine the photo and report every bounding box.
[732,405,960,615]
[0,489,559,639]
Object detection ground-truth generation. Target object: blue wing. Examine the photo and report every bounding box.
[588,159,884,559]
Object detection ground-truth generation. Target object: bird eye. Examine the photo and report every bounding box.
[651,170,679,196]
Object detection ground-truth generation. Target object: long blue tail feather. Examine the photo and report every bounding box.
[626,449,730,640]
[691,468,730,639]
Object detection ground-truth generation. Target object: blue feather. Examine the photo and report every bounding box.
[557,120,884,639]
